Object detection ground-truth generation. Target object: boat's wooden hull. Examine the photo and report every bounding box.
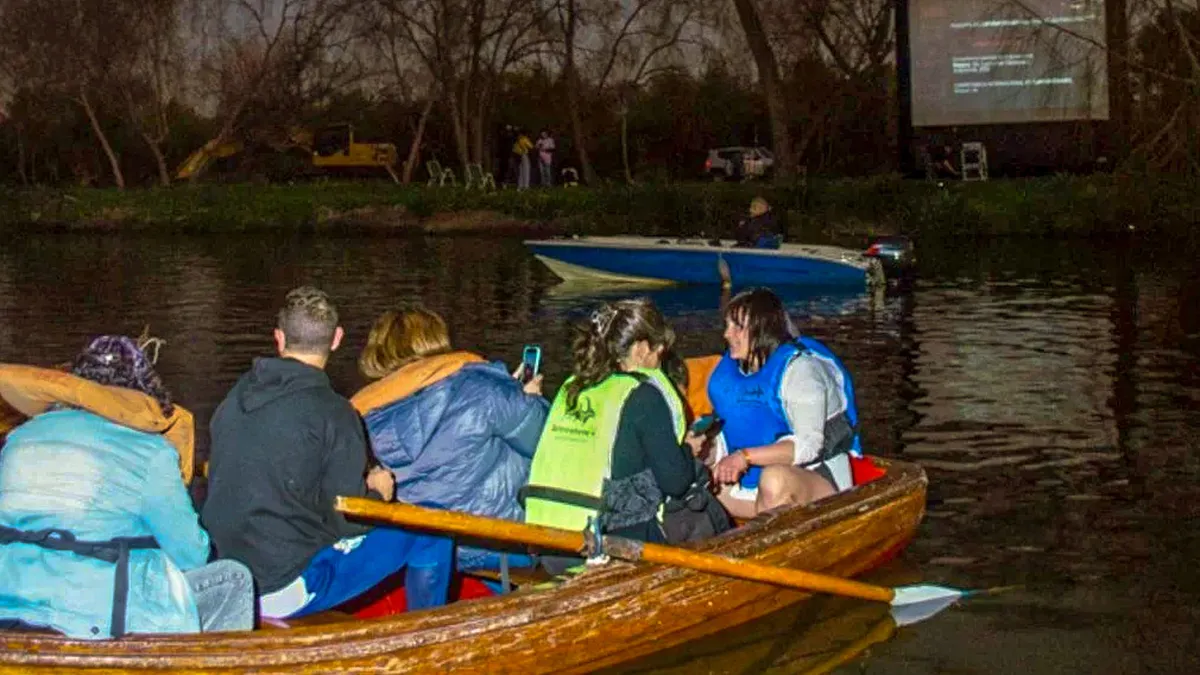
[0,459,926,674]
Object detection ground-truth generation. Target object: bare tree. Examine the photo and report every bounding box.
[732,0,797,180]
[559,0,703,184]
[365,0,555,170]
[766,0,894,168]
[354,2,438,183]
[994,0,1198,170]
[120,0,187,186]
[0,0,137,188]
[191,0,359,176]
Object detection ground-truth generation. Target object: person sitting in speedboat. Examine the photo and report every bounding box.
[524,299,712,573]
[0,335,254,638]
[707,288,860,519]
[734,197,782,249]
[351,305,549,574]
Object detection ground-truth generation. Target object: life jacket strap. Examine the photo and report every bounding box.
[0,525,159,637]
[518,485,603,511]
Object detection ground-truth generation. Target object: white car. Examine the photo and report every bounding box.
[704,146,775,181]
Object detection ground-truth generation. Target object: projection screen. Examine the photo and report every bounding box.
[909,0,1109,127]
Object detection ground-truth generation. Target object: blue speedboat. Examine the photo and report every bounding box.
[526,236,883,288]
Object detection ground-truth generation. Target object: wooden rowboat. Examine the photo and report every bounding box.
[0,458,926,674]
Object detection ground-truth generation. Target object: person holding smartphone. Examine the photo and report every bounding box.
[524,298,713,562]
[351,306,549,574]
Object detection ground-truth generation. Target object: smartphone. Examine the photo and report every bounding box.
[691,415,724,438]
[520,344,542,383]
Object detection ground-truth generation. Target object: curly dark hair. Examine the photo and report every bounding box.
[71,335,174,417]
[565,298,675,410]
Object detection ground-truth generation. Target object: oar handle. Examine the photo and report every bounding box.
[336,497,896,604]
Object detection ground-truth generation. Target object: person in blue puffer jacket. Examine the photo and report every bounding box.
[351,306,549,572]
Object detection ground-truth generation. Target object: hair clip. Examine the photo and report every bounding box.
[590,305,618,337]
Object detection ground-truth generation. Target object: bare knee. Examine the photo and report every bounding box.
[756,465,834,513]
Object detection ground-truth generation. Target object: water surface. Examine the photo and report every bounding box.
[0,231,1196,673]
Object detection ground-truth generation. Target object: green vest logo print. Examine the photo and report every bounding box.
[565,396,597,425]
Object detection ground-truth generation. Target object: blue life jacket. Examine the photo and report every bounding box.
[708,337,861,490]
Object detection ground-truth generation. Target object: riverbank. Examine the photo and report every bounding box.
[2,174,1197,242]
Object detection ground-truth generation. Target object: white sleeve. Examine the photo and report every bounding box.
[778,357,829,465]
[708,432,729,468]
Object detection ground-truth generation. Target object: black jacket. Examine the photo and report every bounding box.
[607,382,694,543]
[201,357,374,593]
[735,211,780,246]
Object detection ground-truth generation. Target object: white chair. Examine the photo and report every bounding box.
[961,142,988,181]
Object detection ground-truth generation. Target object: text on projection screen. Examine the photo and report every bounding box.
[909,0,1109,127]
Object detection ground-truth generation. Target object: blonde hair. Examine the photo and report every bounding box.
[750,197,770,214]
[359,306,452,379]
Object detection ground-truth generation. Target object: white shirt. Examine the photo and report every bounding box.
[715,353,848,466]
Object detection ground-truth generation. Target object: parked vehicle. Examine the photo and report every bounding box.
[175,124,400,183]
[704,146,775,181]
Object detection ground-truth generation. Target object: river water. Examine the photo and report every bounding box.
[0,231,1196,673]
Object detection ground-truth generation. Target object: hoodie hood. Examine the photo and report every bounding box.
[238,357,332,412]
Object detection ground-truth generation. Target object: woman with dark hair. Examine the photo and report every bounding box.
[707,288,860,519]
[0,336,253,638]
[524,299,706,556]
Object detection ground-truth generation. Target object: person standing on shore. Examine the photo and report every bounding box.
[514,130,534,190]
[536,129,556,187]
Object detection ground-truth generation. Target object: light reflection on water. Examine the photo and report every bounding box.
[0,232,1197,673]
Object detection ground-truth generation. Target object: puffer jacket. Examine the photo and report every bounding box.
[356,355,548,523]
[0,409,210,638]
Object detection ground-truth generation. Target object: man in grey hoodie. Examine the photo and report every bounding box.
[202,286,452,620]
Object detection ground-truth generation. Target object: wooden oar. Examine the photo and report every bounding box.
[335,497,968,622]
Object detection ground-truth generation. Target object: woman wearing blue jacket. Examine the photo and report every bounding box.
[0,336,253,638]
[352,307,549,572]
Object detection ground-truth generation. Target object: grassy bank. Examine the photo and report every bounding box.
[2,174,1197,242]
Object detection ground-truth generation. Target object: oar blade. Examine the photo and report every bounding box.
[888,584,965,626]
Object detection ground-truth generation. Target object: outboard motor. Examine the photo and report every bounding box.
[864,235,916,280]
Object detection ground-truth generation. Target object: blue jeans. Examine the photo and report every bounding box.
[185,559,254,632]
[457,546,537,594]
[457,545,536,572]
[290,527,453,618]
[518,155,531,189]
[538,160,553,186]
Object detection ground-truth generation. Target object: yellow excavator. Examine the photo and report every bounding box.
[175,123,400,183]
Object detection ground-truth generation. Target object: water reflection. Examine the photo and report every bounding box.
[0,232,1197,672]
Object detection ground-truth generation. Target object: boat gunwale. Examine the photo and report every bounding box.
[0,459,925,669]
[524,237,870,267]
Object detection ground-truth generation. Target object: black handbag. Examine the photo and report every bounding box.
[662,460,732,544]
